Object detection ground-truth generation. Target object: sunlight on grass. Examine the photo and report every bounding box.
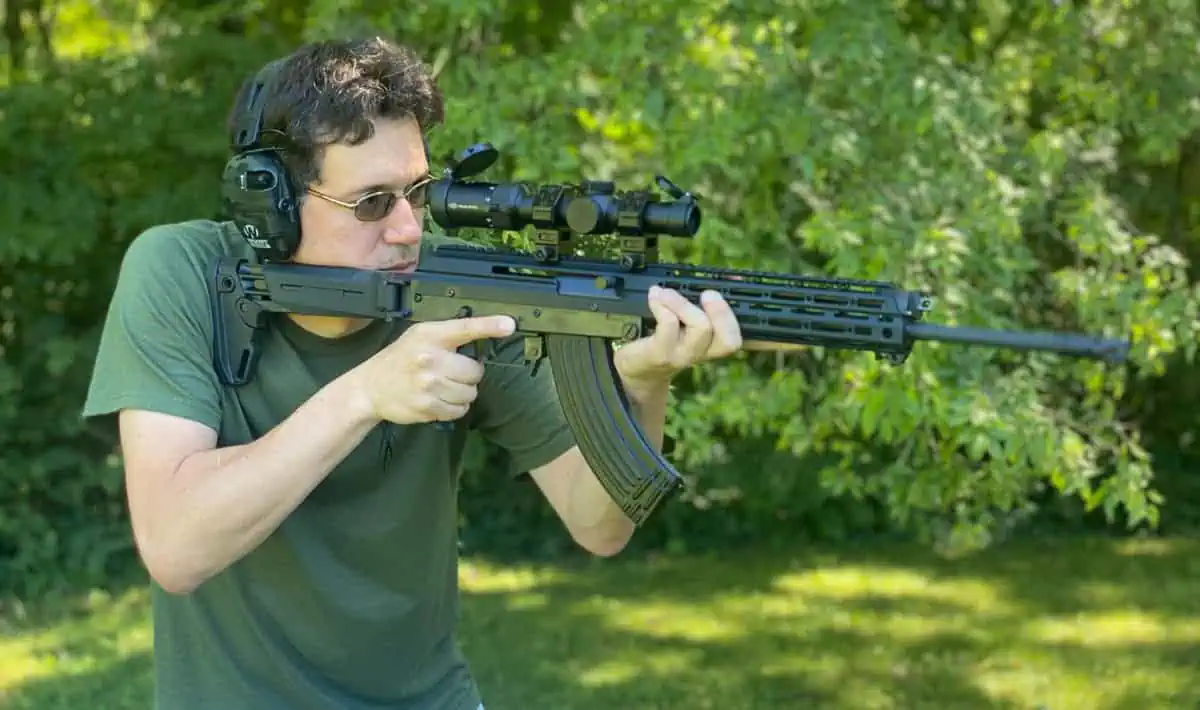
[576,653,700,689]
[3,537,1199,709]
[1025,609,1200,646]
[772,565,1016,612]
[591,602,751,642]
[0,588,150,682]
[459,559,574,591]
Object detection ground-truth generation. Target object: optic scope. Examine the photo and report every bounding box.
[426,143,702,238]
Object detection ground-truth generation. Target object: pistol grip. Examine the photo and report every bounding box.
[434,339,499,433]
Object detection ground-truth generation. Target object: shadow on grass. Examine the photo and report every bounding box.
[459,534,1200,710]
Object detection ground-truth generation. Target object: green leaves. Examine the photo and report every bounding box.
[5,0,1200,597]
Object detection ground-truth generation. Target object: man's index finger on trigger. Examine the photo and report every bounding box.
[428,315,517,347]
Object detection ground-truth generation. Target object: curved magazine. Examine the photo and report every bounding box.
[545,333,683,525]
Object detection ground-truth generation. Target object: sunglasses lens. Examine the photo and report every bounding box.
[355,193,396,221]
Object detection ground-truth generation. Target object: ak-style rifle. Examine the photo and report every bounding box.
[212,143,1130,524]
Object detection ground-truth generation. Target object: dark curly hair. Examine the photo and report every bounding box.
[227,34,445,187]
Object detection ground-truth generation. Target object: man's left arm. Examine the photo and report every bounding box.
[527,285,743,556]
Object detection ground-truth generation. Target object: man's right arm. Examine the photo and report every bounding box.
[119,372,377,594]
[82,224,381,594]
[88,225,513,594]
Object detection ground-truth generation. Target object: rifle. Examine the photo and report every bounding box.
[212,143,1131,525]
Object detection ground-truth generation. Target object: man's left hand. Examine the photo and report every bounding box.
[613,285,743,401]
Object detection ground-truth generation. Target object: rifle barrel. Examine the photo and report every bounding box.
[906,322,1130,363]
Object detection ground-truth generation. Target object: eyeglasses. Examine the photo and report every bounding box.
[305,174,434,222]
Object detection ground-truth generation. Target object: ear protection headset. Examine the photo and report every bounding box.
[220,58,435,263]
[221,60,302,262]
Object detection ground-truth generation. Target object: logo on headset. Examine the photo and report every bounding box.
[241,223,270,250]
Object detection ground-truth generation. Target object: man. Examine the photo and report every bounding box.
[83,35,744,710]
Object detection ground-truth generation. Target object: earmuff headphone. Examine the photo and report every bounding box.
[221,60,301,262]
[220,58,434,263]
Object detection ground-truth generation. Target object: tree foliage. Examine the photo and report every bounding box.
[2,0,1199,597]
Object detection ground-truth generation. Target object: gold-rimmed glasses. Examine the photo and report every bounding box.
[306,174,434,222]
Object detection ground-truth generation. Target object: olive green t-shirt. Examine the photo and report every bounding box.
[82,219,576,710]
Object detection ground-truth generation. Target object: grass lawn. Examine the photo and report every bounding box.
[2,534,1199,709]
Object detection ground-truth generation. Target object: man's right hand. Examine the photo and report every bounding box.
[352,315,517,425]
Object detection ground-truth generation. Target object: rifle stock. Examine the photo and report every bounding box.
[212,142,1132,525]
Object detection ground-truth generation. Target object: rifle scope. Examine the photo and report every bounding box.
[426,143,701,237]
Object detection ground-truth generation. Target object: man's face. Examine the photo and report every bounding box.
[293,116,429,271]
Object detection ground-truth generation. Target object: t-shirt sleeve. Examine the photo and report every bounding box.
[81,224,223,432]
[469,334,577,477]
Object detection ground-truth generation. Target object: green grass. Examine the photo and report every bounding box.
[3,535,1200,709]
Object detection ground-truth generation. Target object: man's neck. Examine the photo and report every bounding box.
[286,313,373,339]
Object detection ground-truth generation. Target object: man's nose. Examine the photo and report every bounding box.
[383,199,423,245]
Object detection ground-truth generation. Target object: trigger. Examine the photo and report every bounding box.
[458,341,481,361]
[456,338,498,364]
